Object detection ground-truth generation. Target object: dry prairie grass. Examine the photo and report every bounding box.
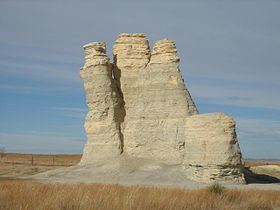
[0,180,279,210]
[0,163,59,178]
[245,160,280,168]
[0,153,81,179]
[1,153,81,166]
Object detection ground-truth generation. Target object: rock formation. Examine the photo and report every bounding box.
[124,38,198,164]
[79,33,245,184]
[184,113,245,183]
[79,42,123,163]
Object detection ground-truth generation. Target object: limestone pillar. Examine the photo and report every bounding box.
[112,33,150,154]
[113,35,198,164]
[80,42,123,164]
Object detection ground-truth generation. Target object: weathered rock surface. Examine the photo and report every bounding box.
[184,112,245,183]
[112,33,151,150]
[124,39,198,164]
[78,33,245,184]
[80,42,123,164]
[149,39,180,64]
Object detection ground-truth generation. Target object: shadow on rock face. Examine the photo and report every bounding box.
[244,167,280,184]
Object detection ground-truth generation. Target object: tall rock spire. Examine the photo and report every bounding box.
[112,33,150,115]
[80,42,123,164]
[123,38,198,164]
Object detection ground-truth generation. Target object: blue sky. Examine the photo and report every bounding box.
[0,0,279,159]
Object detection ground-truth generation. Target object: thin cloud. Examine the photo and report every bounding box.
[0,84,82,94]
[48,107,87,119]
[237,119,280,139]
[0,132,84,154]
[0,60,80,84]
[236,118,280,159]
[191,81,280,110]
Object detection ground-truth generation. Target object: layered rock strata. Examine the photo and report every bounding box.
[79,34,245,184]
[124,39,198,164]
[184,112,245,183]
[112,33,150,124]
[79,42,123,164]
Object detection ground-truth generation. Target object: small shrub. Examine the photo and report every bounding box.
[207,183,226,195]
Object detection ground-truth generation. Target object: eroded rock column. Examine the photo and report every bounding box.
[143,39,198,116]
[183,112,245,184]
[112,33,151,154]
[120,38,199,164]
[112,33,150,112]
[80,42,123,164]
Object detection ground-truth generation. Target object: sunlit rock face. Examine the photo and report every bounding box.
[123,38,198,164]
[184,112,245,184]
[79,33,245,184]
[79,42,124,163]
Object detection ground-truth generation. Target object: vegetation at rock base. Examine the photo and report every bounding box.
[0,180,279,210]
[207,183,226,195]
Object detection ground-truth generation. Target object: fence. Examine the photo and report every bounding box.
[0,153,81,166]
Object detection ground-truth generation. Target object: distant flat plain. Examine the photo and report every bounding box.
[0,153,279,179]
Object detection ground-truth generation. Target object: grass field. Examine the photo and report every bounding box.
[245,160,280,167]
[0,180,279,210]
[0,153,279,209]
[1,153,81,166]
[0,153,81,178]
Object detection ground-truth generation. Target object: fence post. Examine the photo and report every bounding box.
[31,154,34,165]
[53,155,55,166]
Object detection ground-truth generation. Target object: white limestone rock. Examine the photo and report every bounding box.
[112,33,151,157]
[124,39,198,164]
[78,33,245,184]
[149,39,179,64]
[183,112,245,184]
[80,42,123,164]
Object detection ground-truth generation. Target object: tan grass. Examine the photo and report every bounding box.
[0,180,279,210]
[1,153,81,166]
[245,160,280,168]
[0,153,81,178]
